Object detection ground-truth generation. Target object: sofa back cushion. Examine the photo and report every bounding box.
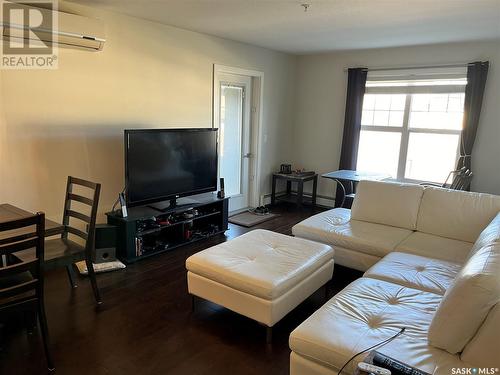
[428,243,500,354]
[461,303,500,367]
[468,212,500,259]
[417,187,500,243]
[351,181,424,230]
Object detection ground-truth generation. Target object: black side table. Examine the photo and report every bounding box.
[271,173,318,207]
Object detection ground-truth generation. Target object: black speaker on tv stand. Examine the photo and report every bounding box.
[217,177,225,199]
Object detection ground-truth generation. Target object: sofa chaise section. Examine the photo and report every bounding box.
[289,183,500,375]
[289,278,462,375]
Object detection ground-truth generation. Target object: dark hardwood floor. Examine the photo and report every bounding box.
[0,203,362,375]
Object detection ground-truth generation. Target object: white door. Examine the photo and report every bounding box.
[216,73,252,212]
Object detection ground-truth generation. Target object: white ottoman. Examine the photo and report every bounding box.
[186,229,334,341]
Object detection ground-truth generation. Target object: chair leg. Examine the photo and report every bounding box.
[85,257,102,305]
[66,265,78,289]
[37,300,55,371]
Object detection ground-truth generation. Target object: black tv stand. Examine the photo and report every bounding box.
[106,194,229,263]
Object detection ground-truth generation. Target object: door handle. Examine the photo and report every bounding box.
[243,153,253,158]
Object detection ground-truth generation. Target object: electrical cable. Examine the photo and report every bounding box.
[337,327,406,375]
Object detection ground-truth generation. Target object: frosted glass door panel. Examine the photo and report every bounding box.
[219,85,244,197]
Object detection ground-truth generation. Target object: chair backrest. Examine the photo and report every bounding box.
[449,169,473,191]
[443,167,473,191]
[0,212,45,305]
[61,176,101,253]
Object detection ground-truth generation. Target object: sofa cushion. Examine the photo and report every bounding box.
[395,232,473,263]
[364,252,462,295]
[428,243,500,354]
[467,212,500,259]
[292,208,412,258]
[289,278,463,374]
[185,229,334,300]
[460,303,500,367]
[417,187,500,243]
[351,181,424,230]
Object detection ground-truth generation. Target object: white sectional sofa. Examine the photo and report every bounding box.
[289,181,500,375]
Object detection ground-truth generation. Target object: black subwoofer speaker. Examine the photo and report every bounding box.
[93,224,117,264]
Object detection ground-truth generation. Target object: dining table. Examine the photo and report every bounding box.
[0,203,64,244]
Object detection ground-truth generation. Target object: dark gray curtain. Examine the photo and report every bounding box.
[335,68,368,207]
[456,61,489,174]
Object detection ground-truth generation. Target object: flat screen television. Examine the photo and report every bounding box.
[125,128,218,208]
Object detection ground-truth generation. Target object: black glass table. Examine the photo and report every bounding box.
[322,170,390,208]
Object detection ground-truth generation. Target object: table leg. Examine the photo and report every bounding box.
[312,176,318,207]
[335,179,347,208]
[271,175,277,205]
[297,181,304,207]
[286,180,292,195]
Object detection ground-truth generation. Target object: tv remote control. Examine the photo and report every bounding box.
[358,362,391,375]
[373,353,428,375]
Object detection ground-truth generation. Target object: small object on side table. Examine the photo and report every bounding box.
[280,164,292,174]
[271,171,318,208]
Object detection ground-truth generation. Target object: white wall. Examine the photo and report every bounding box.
[0,2,296,220]
[293,40,500,201]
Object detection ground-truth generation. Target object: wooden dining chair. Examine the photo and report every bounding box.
[0,212,55,371]
[44,176,102,305]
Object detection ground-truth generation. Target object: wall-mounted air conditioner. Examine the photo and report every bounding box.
[1,2,106,51]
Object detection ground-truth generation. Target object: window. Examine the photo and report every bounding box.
[356,72,466,183]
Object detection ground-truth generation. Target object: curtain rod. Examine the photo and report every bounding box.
[343,62,478,72]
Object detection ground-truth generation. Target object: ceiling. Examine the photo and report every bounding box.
[69,0,500,54]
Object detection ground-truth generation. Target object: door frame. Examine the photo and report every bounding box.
[216,73,252,211]
[213,64,264,209]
